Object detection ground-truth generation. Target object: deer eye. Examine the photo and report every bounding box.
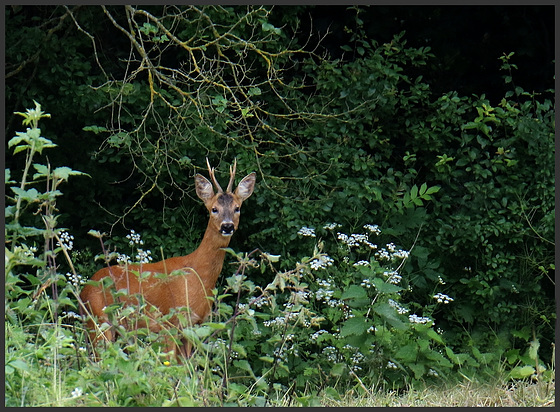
[211,207,218,214]
[234,206,240,213]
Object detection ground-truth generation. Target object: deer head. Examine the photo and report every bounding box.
[195,158,256,236]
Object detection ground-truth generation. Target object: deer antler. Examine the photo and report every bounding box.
[226,158,237,193]
[206,157,223,193]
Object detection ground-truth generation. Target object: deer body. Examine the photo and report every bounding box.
[80,159,256,360]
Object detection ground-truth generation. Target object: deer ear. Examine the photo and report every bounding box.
[195,174,215,202]
[235,172,256,202]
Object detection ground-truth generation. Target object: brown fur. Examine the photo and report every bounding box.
[79,161,256,360]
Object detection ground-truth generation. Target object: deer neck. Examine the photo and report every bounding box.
[188,223,232,289]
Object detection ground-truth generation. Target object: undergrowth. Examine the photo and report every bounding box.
[5,103,555,407]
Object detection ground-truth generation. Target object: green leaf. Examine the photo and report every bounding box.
[233,360,254,376]
[340,315,368,337]
[341,285,367,300]
[5,169,14,184]
[425,186,440,195]
[445,347,475,366]
[426,328,444,344]
[52,166,89,181]
[395,343,418,362]
[5,358,29,374]
[371,278,403,294]
[11,187,41,203]
[373,302,407,330]
[83,125,108,134]
[32,163,50,178]
[408,362,426,379]
[248,87,262,96]
[508,365,535,379]
[330,363,346,376]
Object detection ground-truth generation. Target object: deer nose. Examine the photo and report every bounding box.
[220,223,235,236]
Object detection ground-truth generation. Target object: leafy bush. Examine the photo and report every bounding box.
[5,6,555,405]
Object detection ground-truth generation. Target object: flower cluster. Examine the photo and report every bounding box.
[71,387,83,398]
[323,222,342,231]
[360,278,375,289]
[66,272,85,288]
[136,249,153,264]
[433,292,454,304]
[315,277,344,308]
[263,310,299,328]
[375,243,410,261]
[62,310,83,320]
[383,270,402,285]
[363,224,381,235]
[117,253,131,265]
[310,329,329,341]
[126,229,144,246]
[322,346,339,362]
[388,298,409,315]
[409,314,433,324]
[57,231,74,251]
[297,226,316,237]
[310,254,334,270]
[353,260,369,267]
[337,232,377,249]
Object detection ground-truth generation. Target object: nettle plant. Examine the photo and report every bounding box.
[171,222,459,392]
[5,102,90,405]
[272,223,454,389]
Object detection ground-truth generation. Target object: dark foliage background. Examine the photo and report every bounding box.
[5,4,555,366]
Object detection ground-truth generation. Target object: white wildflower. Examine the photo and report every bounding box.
[58,231,74,251]
[392,249,410,259]
[360,278,374,289]
[310,255,334,270]
[353,260,370,267]
[433,292,454,304]
[117,253,131,265]
[71,387,83,398]
[66,272,85,288]
[297,226,316,237]
[409,314,433,324]
[126,229,143,246]
[323,222,342,230]
[363,224,381,235]
[135,248,153,264]
[388,299,408,314]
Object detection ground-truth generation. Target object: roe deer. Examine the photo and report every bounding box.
[79,159,256,360]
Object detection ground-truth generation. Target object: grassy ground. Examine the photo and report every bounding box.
[318,379,555,407]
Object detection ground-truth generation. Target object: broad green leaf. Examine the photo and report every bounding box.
[341,284,367,300]
[330,363,345,376]
[395,343,418,362]
[52,166,89,180]
[426,328,444,344]
[340,315,368,337]
[371,278,403,294]
[373,302,407,330]
[11,187,41,202]
[508,365,535,379]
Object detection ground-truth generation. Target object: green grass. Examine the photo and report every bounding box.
[5,331,555,408]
